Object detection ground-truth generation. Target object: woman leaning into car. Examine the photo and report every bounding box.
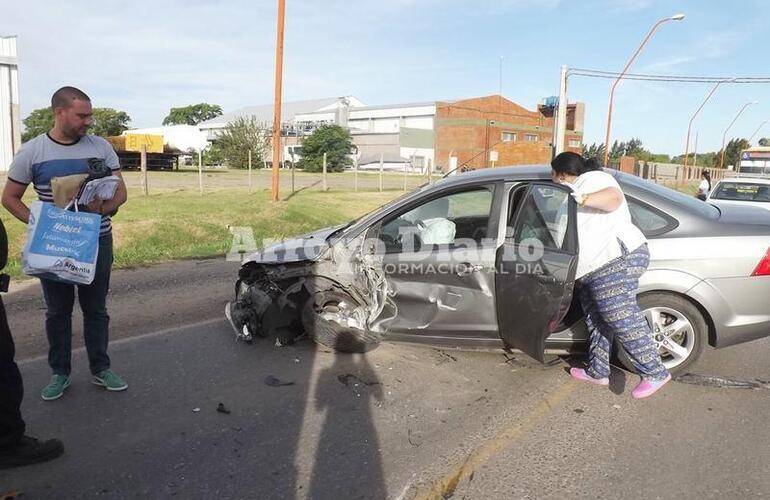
[551,152,671,399]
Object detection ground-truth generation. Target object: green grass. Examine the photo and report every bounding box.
[4,187,402,278]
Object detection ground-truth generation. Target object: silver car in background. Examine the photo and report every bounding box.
[707,176,770,212]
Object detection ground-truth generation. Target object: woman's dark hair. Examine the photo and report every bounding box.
[701,170,712,190]
[551,152,603,176]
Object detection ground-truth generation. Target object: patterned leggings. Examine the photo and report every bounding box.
[577,243,669,381]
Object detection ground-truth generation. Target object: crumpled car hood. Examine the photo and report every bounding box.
[242,225,343,264]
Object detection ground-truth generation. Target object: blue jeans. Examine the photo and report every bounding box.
[41,234,113,376]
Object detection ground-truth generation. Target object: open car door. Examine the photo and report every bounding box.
[495,182,578,362]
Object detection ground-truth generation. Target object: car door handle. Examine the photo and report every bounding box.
[536,274,557,284]
[457,263,484,276]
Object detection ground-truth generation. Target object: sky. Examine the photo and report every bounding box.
[4,0,770,156]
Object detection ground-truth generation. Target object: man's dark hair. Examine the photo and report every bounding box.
[51,86,91,110]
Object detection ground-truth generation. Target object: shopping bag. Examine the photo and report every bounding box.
[22,201,101,285]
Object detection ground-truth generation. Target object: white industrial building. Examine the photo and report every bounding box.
[295,101,436,170]
[0,36,21,172]
[201,96,437,171]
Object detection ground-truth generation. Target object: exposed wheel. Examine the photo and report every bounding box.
[616,292,706,375]
[302,291,380,353]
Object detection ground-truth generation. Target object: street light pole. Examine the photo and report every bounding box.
[603,13,685,167]
[271,0,286,202]
[683,78,734,168]
[719,101,758,169]
[748,119,770,144]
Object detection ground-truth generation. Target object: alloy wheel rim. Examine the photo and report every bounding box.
[643,306,695,370]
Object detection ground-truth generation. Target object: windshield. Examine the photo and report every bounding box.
[615,171,721,219]
[712,181,770,202]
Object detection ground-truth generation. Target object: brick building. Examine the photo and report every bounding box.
[434,95,584,171]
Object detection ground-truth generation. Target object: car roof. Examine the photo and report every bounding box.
[435,164,552,187]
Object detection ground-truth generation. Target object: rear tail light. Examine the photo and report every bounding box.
[751,247,770,276]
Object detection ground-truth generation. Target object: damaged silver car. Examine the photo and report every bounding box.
[226,166,770,374]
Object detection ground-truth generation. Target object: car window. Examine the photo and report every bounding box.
[616,171,720,219]
[627,198,674,235]
[380,187,493,252]
[510,185,570,251]
[711,182,770,202]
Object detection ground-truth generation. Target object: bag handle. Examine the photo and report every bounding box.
[64,198,80,212]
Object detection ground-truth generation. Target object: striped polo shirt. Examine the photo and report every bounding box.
[8,133,120,236]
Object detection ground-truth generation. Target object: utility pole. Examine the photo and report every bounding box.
[271,0,286,202]
[554,65,568,156]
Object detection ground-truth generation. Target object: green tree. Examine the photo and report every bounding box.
[212,116,270,169]
[759,137,770,147]
[163,103,223,126]
[21,107,54,142]
[298,125,354,172]
[718,138,750,169]
[646,153,672,163]
[672,152,718,167]
[624,137,645,159]
[22,106,130,141]
[582,142,606,160]
[609,140,626,160]
[91,108,131,137]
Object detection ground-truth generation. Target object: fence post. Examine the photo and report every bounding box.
[248,150,253,193]
[322,152,328,192]
[354,157,358,192]
[140,145,148,196]
[403,160,408,191]
[379,153,384,192]
[428,158,433,185]
[291,161,295,193]
[198,150,203,195]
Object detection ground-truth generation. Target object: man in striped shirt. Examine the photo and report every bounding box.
[1,86,128,401]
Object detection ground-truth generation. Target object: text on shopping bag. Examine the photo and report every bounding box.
[28,202,101,262]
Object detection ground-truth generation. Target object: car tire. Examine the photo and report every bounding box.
[302,291,380,353]
[615,292,706,375]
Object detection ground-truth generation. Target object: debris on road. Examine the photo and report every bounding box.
[216,403,231,414]
[264,375,295,387]
[337,373,381,387]
[433,349,458,365]
[192,407,201,413]
[407,429,422,447]
[1,491,21,500]
[675,373,770,389]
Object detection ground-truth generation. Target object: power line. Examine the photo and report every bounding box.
[568,68,770,84]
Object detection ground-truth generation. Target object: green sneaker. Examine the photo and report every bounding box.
[41,375,70,401]
[92,370,128,392]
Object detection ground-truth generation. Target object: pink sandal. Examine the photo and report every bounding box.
[569,367,609,386]
[632,374,672,399]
